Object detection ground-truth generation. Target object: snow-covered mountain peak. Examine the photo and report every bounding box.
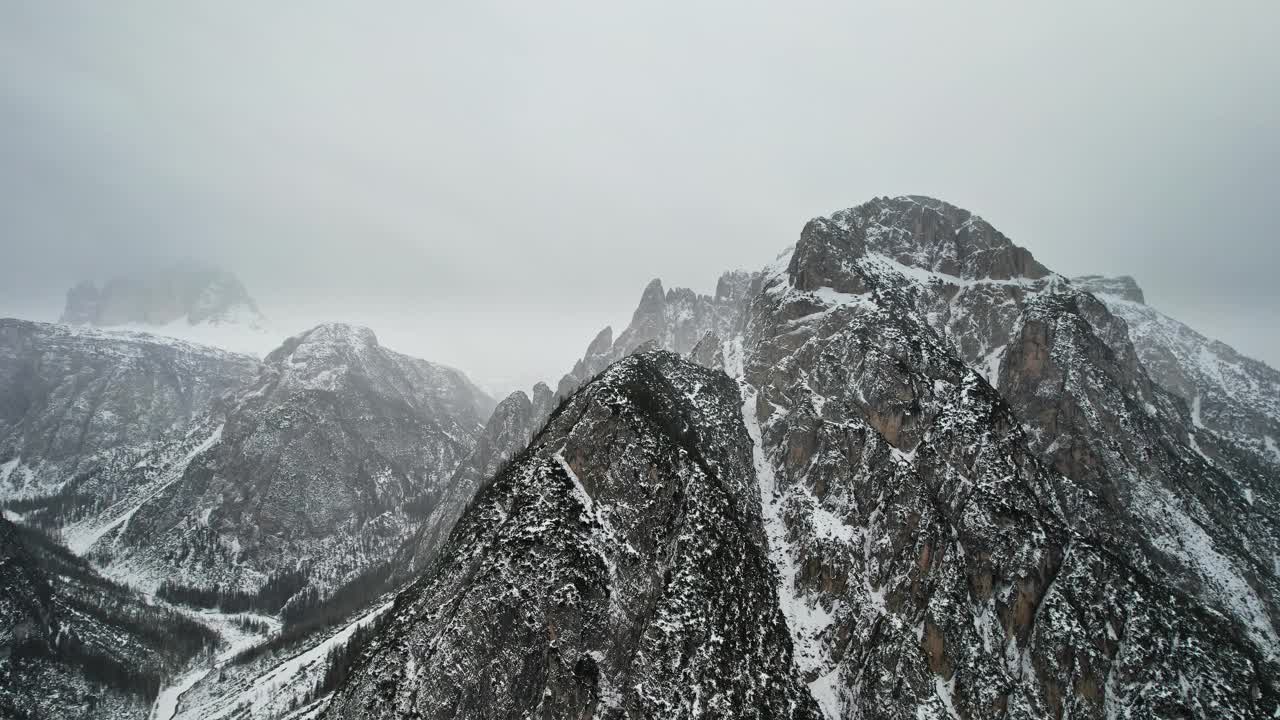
[270,322,379,357]
[257,323,494,424]
[261,323,382,392]
[802,194,1052,282]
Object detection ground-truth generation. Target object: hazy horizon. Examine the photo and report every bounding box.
[3,2,1277,390]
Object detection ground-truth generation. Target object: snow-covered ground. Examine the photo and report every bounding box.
[104,313,278,358]
[737,378,842,720]
[151,609,282,720]
[170,601,393,720]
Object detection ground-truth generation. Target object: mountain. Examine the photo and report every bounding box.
[84,323,495,607]
[729,197,1276,717]
[382,270,769,592]
[552,270,758,399]
[1073,274,1280,471]
[404,194,1274,718]
[325,351,822,719]
[59,267,275,356]
[0,320,502,718]
[5,195,1278,719]
[396,388,539,579]
[0,319,259,505]
[61,267,265,329]
[381,270,769,585]
[0,516,217,720]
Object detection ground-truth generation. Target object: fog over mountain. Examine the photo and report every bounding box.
[2,6,1279,720]
[2,2,1278,393]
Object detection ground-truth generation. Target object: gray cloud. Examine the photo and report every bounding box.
[1,1,1277,390]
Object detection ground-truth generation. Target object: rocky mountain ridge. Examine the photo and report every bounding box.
[326,351,823,719]
[1073,273,1280,473]
[710,199,1272,716]
[551,270,759,400]
[80,323,494,602]
[406,194,1277,718]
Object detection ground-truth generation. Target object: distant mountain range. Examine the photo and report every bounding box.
[58,267,276,356]
[2,196,1276,719]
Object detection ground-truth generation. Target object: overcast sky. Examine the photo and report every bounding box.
[1,2,1277,393]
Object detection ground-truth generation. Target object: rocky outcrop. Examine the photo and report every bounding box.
[530,381,556,422]
[688,330,725,371]
[1000,291,1280,658]
[59,282,102,325]
[324,352,822,720]
[832,195,1051,281]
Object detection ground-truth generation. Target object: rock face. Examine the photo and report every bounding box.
[0,516,216,720]
[733,213,1272,717]
[485,195,1279,718]
[1000,290,1278,651]
[97,323,495,601]
[813,195,1051,282]
[0,319,260,502]
[60,267,266,329]
[324,352,822,720]
[397,388,538,579]
[1074,273,1280,472]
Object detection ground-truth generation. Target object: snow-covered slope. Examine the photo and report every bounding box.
[1073,274,1280,471]
[1,320,502,718]
[90,323,494,603]
[0,319,260,503]
[0,516,218,720]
